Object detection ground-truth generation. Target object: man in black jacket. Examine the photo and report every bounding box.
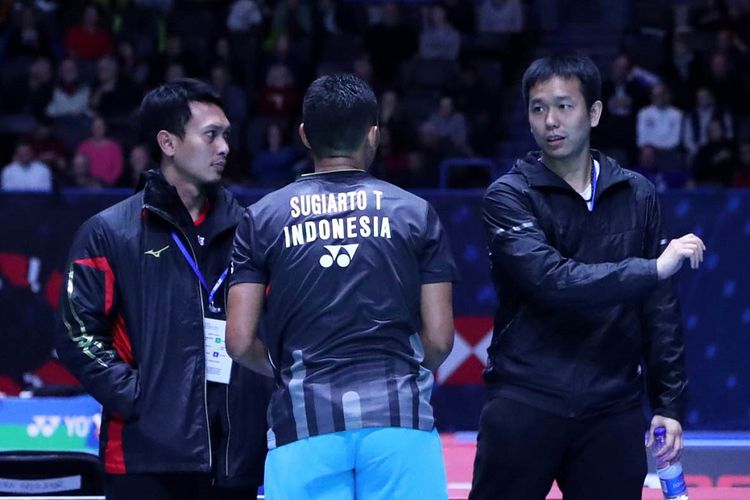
[55,79,270,499]
[470,54,705,499]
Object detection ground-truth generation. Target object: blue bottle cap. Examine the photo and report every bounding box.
[654,426,667,436]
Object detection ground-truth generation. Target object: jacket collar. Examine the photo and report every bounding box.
[516,150,633,199]
[141,169,241,239]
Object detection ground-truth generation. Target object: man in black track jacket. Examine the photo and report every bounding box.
[470,54,706,500]
[55,79,270,500]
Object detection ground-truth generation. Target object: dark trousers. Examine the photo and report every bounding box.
[470,397,647,500]
[104,472,259,500]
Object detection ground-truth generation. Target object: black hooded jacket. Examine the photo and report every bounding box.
[482,151,687,421]
[55,170,270,486]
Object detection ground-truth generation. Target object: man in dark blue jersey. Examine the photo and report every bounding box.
[226,73,457,500]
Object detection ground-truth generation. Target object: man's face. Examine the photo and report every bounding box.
[130,146,149,170]
[651,84,670,108]
[169,101,230,186]
[30,59,52,83]
[711,54,729,77]
[16,145,33,165]
[439,97,454,117]
[528,76,600,163]
[72,154,90,176]
[60,59,78,83]
[92,118,106,139]
[611,56,629,81]
[83,6,98,28]
[97,58,117,83]
[383,3,399,26]
[211,67,227,89]
[696,89,713,108]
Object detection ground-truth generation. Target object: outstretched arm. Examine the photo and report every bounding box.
[483,180,658,308]
[484,180,704,309]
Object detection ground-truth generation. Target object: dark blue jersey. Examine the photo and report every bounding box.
[230,170,457,448]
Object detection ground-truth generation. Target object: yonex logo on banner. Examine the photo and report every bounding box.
[319,244,359,268]
[26,414,102,439]
[26,416,61,437]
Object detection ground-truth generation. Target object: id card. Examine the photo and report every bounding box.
[204,318,233,384]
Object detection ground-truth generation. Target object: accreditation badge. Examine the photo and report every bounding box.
[203,317,232,384]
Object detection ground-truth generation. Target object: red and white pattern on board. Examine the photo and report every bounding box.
[436,316,493,385]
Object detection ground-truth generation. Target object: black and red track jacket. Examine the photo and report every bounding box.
[55,171,269,486]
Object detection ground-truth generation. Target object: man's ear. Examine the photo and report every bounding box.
[299,123,311,150]
[367,125,379,149]
[590,100,603,128]
[156,130,175,157]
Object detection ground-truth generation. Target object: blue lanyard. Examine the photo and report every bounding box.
[589,159,598,211]
[171,232,227,313]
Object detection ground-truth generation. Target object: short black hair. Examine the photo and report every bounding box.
[302,74,378,158]
[522,53,602,109]
[138,78,223,161]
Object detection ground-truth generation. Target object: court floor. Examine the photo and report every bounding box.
[442,432,750,500]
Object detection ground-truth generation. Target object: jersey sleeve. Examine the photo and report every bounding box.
[229,207,269,286]
[418,203,459,284]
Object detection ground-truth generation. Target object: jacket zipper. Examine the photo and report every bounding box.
[225,384,231,478]
[146,206,213,470]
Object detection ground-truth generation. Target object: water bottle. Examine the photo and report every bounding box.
[651,426,689,500]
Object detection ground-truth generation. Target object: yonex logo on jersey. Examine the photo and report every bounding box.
[320,244,359,268]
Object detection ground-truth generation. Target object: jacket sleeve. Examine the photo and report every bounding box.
[483,179,659,309]
[639,191,687,421]
[55,216,140,419]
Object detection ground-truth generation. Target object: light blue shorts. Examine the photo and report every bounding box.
[264,427,448,500]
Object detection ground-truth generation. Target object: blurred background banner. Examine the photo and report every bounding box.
[0,395,101,455]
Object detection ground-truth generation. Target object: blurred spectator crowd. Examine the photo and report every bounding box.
[0,0,529,191]
[0,0,748,192]
[595,0,750,189]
